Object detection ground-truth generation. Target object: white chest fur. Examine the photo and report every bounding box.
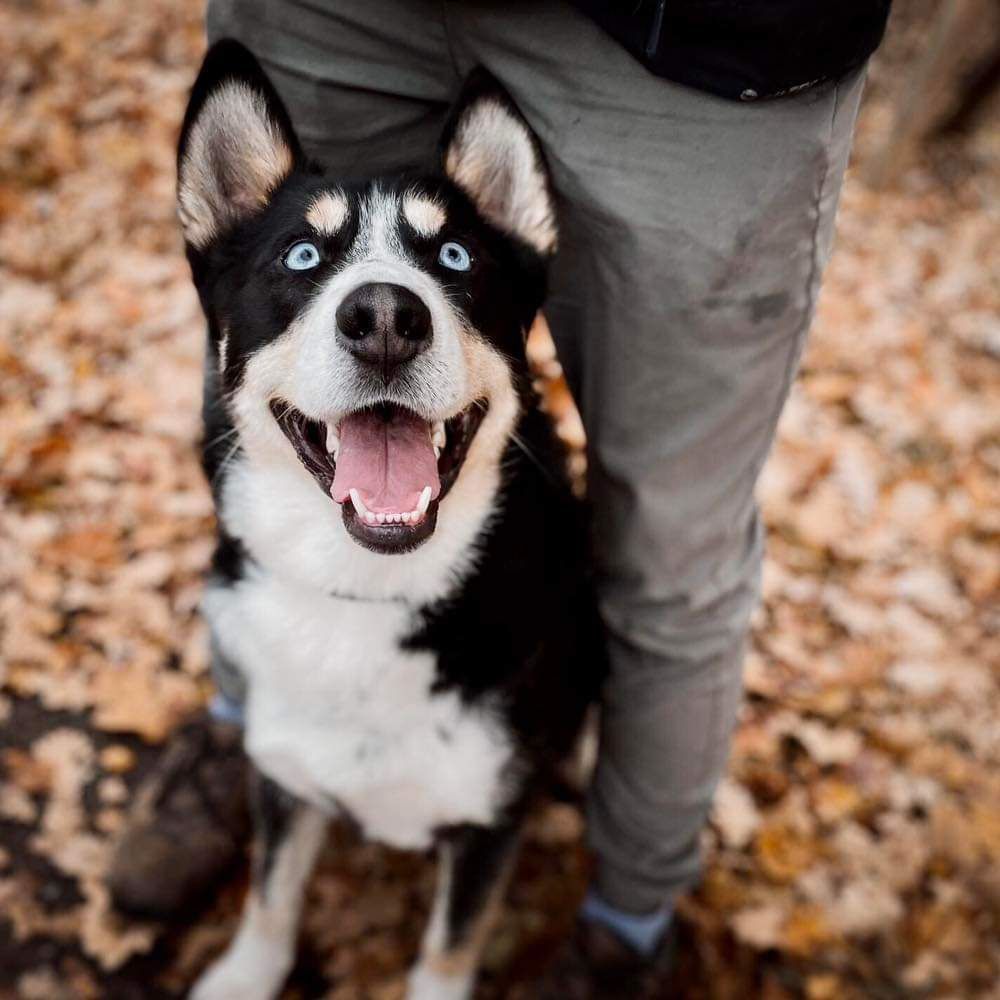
[205,572,512,849]
[204,456,513,850]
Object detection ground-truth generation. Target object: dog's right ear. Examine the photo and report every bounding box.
[177,39,301,249]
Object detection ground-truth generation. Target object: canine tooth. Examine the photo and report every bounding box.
[326,424,339,455]
[433,445,441,459]
[416,485,432,516]
[431,421,446,449]
[349,489,369,519]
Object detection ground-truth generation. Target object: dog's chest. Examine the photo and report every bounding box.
[205,571,513,850]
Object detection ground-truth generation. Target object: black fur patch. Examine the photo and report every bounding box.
[252,771,301,894]
[438,820,522,951]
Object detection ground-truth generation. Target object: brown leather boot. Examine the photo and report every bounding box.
[534,918,678,999]
[107,712,250,919]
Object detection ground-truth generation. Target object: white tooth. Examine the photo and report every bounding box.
[326,423,340,455]
[365,512,377,525]
[401,512,411,523]
[416,485,432,516]
[376,513,386,524]
[349,489,369,518]
[432,421,446,449]
[433,445,441,459]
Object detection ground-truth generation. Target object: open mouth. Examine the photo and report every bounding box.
[271,398,488,553]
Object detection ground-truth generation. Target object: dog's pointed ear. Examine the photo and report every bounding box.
[441,69,557,256]
[177,39,301,249]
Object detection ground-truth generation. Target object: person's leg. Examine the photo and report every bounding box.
[449,0,864,930]
[110,0,458,919]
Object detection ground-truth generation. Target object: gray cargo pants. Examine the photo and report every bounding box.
[206,0,865,913]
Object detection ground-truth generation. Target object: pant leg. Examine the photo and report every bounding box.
[205,0,458,177]
[203,0,457,705]
[450,1,865,912]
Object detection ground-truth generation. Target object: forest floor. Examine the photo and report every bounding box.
[1,1,998,997]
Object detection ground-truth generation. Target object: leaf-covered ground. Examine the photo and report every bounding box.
[1,2,998,997]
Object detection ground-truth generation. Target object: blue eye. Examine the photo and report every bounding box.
[284,241,321,271]
[438,241,472,272]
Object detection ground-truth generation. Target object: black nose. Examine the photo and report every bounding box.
[335,282,432,379]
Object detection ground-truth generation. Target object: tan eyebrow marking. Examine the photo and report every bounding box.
[402,192,446,237]
[306,190,349,235]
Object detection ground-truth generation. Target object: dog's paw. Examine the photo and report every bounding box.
[189,943,291,1000]
[406,962,474,1000]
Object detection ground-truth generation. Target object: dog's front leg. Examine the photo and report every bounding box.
[408,822,520,1000]
[191,772,327,1000]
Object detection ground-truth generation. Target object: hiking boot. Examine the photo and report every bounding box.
[534,917,678,999]
[108,712,250,919]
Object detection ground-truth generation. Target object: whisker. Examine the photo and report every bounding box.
[273,401,294,423]
[211,438,244,488]
[509,428,557,485]
[203,426,240,451]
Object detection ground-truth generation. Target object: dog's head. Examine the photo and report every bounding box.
[178,41,556,554]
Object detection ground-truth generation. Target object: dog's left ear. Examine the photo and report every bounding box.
[177,39,302,249]
[441,69,557,257]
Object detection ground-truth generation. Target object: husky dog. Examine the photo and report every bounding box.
[178,40,603,1000]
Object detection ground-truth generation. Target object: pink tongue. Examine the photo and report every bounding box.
[331,409,441,513]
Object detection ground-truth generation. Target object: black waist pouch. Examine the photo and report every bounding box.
[571,0,892,101]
